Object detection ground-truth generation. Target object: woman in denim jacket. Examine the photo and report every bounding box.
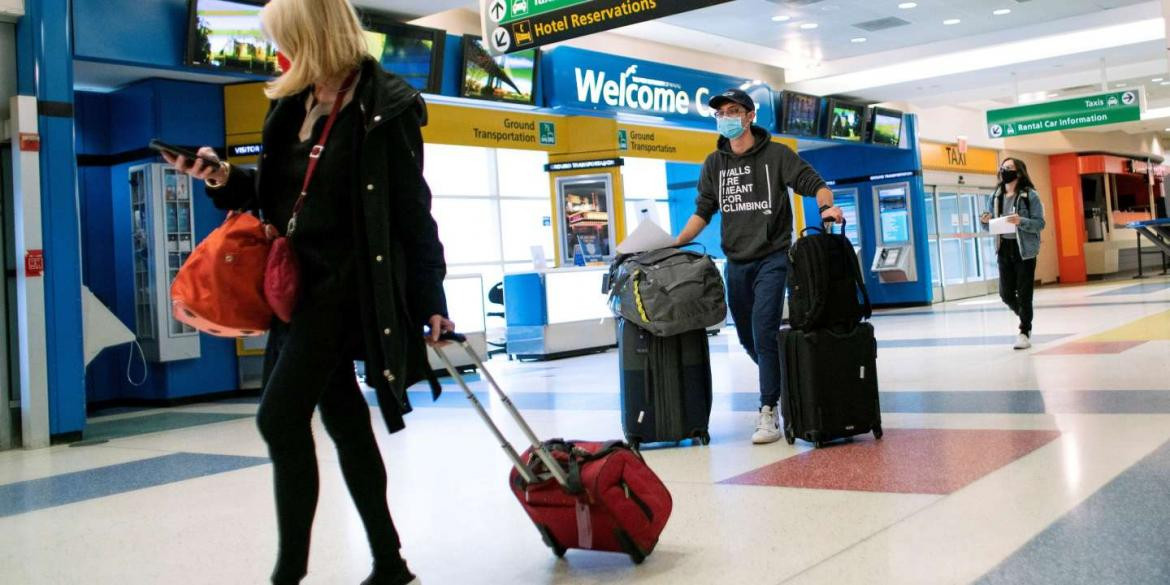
[981,158,1046,349]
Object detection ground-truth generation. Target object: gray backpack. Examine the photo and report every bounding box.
[605,246,727,338]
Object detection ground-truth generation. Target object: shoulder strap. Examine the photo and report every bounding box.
[286,69,359,236]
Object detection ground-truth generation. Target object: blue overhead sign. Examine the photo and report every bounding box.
[542,47,775,130]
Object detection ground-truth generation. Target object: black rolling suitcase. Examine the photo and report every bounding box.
[618,318,713,449]
[779,322,883,448]
[780,219,881,448]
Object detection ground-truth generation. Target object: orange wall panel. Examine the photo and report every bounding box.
[1048,153,1087,283]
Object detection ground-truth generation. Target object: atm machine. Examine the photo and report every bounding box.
[871,181,918,283]
[833,187,862,254]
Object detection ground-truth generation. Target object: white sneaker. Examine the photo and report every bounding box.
[1013,333,1032,350]
[752,406,782,444]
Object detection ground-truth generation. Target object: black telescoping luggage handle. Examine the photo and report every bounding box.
[800,217,847,238]
[431,332,571,489]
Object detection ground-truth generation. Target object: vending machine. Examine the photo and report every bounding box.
[129,164,201,362]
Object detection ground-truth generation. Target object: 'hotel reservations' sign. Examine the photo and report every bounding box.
[986,90,1141,139]
[480,0,733,55]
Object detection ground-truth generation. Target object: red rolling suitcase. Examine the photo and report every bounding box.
[434,334,673,564]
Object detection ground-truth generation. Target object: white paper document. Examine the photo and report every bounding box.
[989,216,1018,235]
[617,218,676,254]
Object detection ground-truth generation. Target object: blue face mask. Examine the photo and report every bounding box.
[717,116,746,139]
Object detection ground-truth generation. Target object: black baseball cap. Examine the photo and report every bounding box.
[708,88,755,112]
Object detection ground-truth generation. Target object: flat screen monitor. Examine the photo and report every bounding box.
[779,91,821,138]
[460,35,539,105]
[824,99,867,142]
[869,107,904,147]
[186,0,279,76]
[360,16,445,93]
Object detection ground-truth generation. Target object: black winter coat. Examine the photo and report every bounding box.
[208,58,448,433]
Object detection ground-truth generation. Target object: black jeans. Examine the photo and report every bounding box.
[725,249,789,408]
[257,308,411,585]
[997,242,1037,335]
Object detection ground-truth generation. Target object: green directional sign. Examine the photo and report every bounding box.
[481,0,734,55]
[498,0,592,24]
[986,90,1141,139]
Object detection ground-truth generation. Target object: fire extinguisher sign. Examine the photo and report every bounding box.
[25,250,45,277]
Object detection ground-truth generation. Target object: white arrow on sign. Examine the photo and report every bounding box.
[491,27,511,53]
[488,0,506,24]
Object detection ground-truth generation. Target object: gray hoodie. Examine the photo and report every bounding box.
[695,126,829,262]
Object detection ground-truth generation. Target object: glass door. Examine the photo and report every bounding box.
[927,185,999,302]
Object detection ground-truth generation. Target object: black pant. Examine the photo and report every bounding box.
[997,242,1037,335]
[725,250,789,408]
[257,308,410,585]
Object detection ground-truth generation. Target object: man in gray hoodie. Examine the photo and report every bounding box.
[676,88,842,445]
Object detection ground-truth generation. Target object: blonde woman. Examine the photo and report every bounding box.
[163,0,448,582]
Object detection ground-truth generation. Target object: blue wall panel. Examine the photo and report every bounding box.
[155,81,226,147]
[76,79,239,407]
[73,0,189,69]
[440,34,461,98]
[18,0,88,435]
[107,83,157,154]
[665,161,724,259]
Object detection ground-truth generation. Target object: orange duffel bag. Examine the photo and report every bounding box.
[171,211,273,337]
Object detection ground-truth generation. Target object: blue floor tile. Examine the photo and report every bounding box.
[975,439,1170,584]
[85,412,253,441]
[0,452,270,517]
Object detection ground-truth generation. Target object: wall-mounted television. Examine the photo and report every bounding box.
[868,107,904,147]
[360,15,445,94]
[460,35,538,105]
[779,91,821,138]
[823,98,868,142]
[186,0,279,76]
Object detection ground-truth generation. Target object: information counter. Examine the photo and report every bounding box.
[503,266,616,360]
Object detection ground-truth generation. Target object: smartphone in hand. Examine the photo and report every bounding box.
[148,139,221,168]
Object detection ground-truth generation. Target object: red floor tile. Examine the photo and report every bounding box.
[720,428,1062,495]
[1035,341,1147,355]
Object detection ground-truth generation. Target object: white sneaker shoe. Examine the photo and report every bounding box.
[752,406,782,444]
[1013,333,1032,350]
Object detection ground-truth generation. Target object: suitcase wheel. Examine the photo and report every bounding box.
[615,529,647,565]
[873,425,883,440]
[784,429,795,446]
[814,441,825,449]
[537,524,567,558]
[698,431,711,446]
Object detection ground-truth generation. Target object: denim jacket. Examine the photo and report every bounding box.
[987,187,1045,260]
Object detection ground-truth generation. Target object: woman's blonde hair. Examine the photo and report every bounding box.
[260,0,368,99]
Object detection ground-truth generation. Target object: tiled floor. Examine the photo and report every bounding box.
[1,276,1169,584]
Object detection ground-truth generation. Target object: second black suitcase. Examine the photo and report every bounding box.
[779,323,883,448]
[618,319,713,449]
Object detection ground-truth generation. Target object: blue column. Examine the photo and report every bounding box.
[17,0,87,436]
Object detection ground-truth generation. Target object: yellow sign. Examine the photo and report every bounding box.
[920,141,999,174]
[224,82,268,137]
[423,103,564,152]
[617,124,714,163]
